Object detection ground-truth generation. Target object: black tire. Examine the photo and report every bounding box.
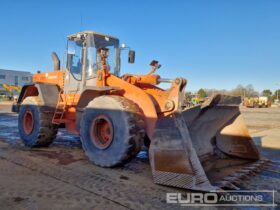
[80,95,145,167]
[18,96,58,147]
[144,135,151,148]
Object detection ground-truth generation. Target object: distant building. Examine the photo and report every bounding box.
[0,69,32,95]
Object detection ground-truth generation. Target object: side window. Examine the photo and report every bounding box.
[86,47,97,79]
[106,45,115,73]
[67,40,83,81]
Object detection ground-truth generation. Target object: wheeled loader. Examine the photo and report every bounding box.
[243,96,271,108]
[13,31,268,191]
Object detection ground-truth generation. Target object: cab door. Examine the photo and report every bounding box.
[64,40,84,94]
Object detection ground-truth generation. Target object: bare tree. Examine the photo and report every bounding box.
[196,84,259,99]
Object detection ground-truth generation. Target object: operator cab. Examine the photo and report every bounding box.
[64,31,135,93]
[67,31,121,79]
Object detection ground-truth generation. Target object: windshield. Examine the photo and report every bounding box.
[86,34,120,79]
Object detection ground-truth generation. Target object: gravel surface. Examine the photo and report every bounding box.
[0,103,279,209]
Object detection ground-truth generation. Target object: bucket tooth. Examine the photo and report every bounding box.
[254,166,263,172]
[218,181,240,190]
[230,172,248,180]
[240,174,250,179]
[244,161,267,173]
[243,166,257,171]
[264,162,272,167]
[243,169,256,176]
[223,177,241,185]
[266,160,273,166]
[236,171,251,179]
[238,169,251,174]
[262,159,271,164]
[226,183,240,190]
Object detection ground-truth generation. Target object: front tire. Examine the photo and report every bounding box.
[18,96,58,147]
[80,95,145,167]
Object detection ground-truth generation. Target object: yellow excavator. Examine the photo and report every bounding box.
[2,83,21,100]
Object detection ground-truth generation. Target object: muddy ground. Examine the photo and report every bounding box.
[0,101,279,210]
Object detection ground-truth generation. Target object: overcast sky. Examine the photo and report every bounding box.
[0,0,279,92]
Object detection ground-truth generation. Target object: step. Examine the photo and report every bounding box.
[52,118,74,124]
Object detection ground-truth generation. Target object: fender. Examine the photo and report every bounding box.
[12,84,38,112]
[35,83,59,109]
[106,74,158,139]
[12,83,59,113]
[75,86,121,131]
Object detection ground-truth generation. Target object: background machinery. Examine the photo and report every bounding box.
[243,96,271,108]
[2,83,21,100]
[190,94,206,106]
[13,31,268,191]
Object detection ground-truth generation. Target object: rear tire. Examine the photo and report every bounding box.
[18,96,58,147]
[80,95,145,167]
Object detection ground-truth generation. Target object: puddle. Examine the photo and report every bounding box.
[29,150,86,165]
[52,129,82,148]
[137,151,148,159]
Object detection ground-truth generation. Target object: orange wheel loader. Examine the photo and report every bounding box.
[13,31,269,191]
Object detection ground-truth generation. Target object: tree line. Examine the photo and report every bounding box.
[186,84,280,101]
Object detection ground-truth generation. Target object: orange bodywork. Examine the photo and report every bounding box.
[122,74,160,85]
[33,71,65,87]
[106,75,158,137]
[95,69,186,138]
[31,68,186,139]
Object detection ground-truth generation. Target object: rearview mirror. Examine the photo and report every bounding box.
[128,50,135,63]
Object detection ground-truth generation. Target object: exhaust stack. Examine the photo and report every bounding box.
[51,52,60,71]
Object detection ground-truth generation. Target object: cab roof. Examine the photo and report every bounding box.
[67,30,119,41]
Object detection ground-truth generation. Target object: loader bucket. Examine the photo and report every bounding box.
[149,94,269,191]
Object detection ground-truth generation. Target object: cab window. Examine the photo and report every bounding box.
[67,40,83,80]
[86,47,97,79]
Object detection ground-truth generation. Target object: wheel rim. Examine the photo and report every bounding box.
[23,110,34,135]
[90,115,113,149]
